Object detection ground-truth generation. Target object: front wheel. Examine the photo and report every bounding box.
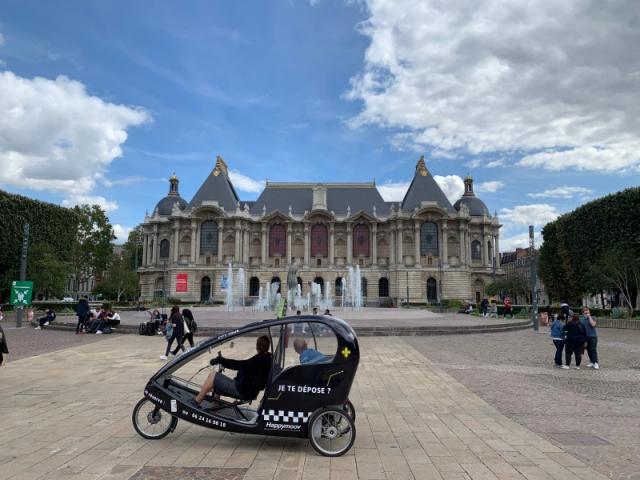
[132,398,177,439]
[308,408,356,457]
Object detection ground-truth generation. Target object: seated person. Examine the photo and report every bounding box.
[194,335,272,405]
[36,309,56,328]
[87,313,105,333]
[106,310,120,327]
[293,338,326,364]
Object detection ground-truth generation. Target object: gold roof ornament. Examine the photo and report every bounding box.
[213,155,229,177]
[416,155,428,176]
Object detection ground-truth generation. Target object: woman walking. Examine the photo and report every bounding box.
[0,315,8,366]
[549,311,568,369]
[160,306,185,360]
[181,308,197,349]
[564,313,586,369]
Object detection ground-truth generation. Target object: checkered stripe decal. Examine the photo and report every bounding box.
[262,409,311,423]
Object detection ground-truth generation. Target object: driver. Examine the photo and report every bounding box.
[194,335,271,405]
[293,338,325,364]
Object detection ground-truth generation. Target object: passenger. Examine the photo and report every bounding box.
[294,338,326,364]
[194,335,272,405]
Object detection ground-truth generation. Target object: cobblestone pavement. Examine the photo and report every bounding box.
[0,320,107,362]
[0,335,609,480]
[404,329,640,480]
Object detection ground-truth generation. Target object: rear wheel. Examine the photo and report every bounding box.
[132,398,177,439]
[308,408,356,457]
[344,399,356,421]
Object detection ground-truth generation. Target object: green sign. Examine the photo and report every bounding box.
[10,281,34,306]
[276,298,286,319]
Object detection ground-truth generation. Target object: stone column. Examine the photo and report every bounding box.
[142,234,148,266]
[371,223,377,265]
[261,223,267,265]
[234,222,241,262]
[389,224,396,265]
[217,222,224,265]
[483,232,490,267]
[442,222,448,266]
[151,229,158,266]
[173,226,179,263]
[414,221,420,266]
[397,221,403,266]
[304,223,310,266]
[244,225,250,265]
[190,222,197,264]
[346,223,353,266]
[495,234,500,267]
[286,223,292,265]
[329,223,335,266]
[467,229,473,265]
[195,224,201,264]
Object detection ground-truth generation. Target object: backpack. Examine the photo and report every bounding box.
[102,326,112,334]
[138,323,147,336]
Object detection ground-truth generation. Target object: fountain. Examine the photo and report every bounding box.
[225,263,233,311]
[237,267,245,309]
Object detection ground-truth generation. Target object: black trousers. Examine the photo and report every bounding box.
[166,334,185,356]
[586,337,598,364]
[553,340,565,366]
[183,332,194,348]
[565,340,583,366]
[76,315,88,333]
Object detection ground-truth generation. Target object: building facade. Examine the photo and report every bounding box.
[139,156,503,304]
[499,248,549,305]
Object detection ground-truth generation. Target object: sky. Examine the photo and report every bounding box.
[0,0,638,248]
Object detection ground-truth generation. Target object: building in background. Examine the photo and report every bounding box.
[500,248,549,305]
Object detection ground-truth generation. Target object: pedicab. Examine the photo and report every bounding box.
[132,315,359,456]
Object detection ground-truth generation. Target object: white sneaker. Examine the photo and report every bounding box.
[586,363,594,368]
[159,355,168,360]
[593,363,600,369]
[561,365,570,369]
[44,322,49,326]
[35,326,41,330]
[96,330,103,334]
[574,366,580,370]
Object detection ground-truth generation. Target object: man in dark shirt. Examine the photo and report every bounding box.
[194,335,272,405]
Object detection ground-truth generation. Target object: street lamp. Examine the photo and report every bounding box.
[406,270,409,307]
[529,225,539,331]
[162,259,168,316]
[438,258,443,312]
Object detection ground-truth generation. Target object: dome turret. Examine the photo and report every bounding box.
[453,175,489,216]
[154,173,187,215]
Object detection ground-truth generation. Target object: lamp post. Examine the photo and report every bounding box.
[162,259,168,316]
[438,257,443,312]
[406,270,409,307]
[529,225,539,331]
[16,223,30,328]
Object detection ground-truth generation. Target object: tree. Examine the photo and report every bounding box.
[486,273,529,301]
[95,252,138,303]
[27,242,70,299]
[122,226,144,271]
[70,205,116,296]
[592,248,639,317]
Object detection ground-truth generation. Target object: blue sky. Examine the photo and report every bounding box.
[0,0,638,248]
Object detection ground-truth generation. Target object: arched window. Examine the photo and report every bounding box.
[420,222,439,256]
[159,239,170,259]
[249,277,260,297]
[270,224,286,257]
[271,276,281,294]
[361,277,368,298]
[378,278,389,297]
[471,240,482,261]
[200,276,211,303]
[313,276,324,294]
[353,224,370,257]
[335,277,343,297]
[200,221,218,255]
[297,277,303,294]
[427,278,438,302]
[311,224,328,257]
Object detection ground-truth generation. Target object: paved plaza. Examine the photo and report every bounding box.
[2,327,630,480]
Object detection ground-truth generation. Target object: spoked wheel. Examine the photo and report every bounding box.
[132,398,178,439]
[308,408,356,457]
[344,399,356,422]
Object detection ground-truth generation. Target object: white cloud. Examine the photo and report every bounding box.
[475,181,504,193]
[433,175,464,203]
[113,224,132,244]
[62,194,118,212]
[499,204,559,227]
[229,169,265,194]
[0,71,149,205]
[102,175,164,187]
[347,1,640,172]
[527,186,593,199]
[500,231,544,252]
[378,181,410,201]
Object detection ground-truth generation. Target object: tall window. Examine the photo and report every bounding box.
[270,224,286,257]
[335,277,343,296]
[353,224,370,257]
[200,221,218,255]
[311,224,328,257]
[313,276,324,294]
[471,240,482,261]
[427,278,437,302]
[361,277,368,298]
[249,277,260,296]
[159,239,170,259]
[378,278,389,297]
[420,222,439,256]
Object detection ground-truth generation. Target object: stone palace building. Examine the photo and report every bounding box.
[139,156,503,304]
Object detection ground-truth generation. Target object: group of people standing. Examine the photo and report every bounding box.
[159,306,197,360]
[550,305,599,369]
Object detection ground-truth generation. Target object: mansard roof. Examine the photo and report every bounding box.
[189,156,240,211]
[249,182,390,216]
[401,156,455,213]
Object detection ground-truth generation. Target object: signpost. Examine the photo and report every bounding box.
[15,223,30,328]
[11,280,34,327]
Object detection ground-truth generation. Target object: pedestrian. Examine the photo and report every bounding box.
[480,297,489,318]
[550,312,568,369]
[181,308,197,349]
[564,313,586,369]
[580,307,599,369]
[161,305,185,360]
[503,296,513,319]
[489,300,498,318]
[559,301,571,321]
[76,296,90,334]
[0,311,8,366]
[35,308,56,329]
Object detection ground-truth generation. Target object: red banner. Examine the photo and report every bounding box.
[175,273,188,293]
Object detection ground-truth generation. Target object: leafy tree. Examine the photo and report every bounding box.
[591,248,639,317]
[122,226,144,271]
[486,273,529,301]
[70,205,116,296]
[27,242,70,299]
[94,252,138,303]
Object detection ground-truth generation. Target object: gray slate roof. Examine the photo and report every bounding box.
[249,184,390,216]
[401,171,455,213]
[189,170,240,211]
[453,196,489,216]
[155,195,187,216]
